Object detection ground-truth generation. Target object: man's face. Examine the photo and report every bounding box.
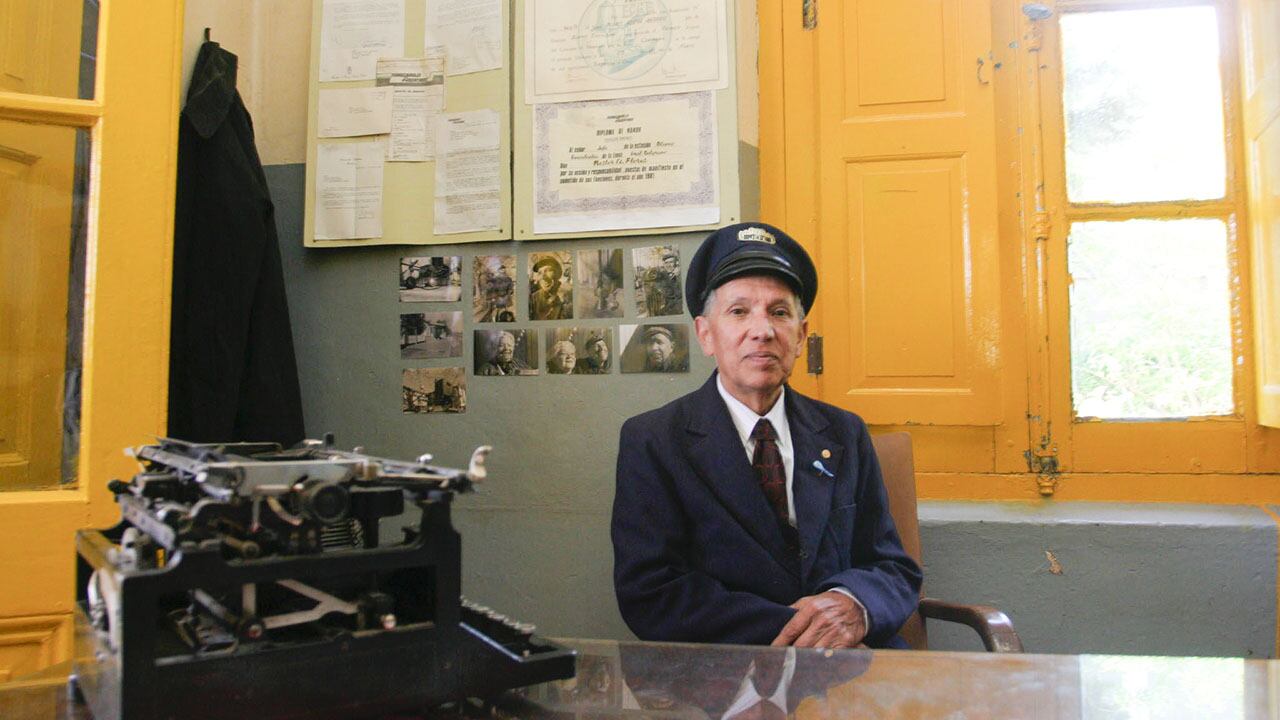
[589,340,609,364]
[694,275,806,403]
[537,265,557,290]
[496,333,515,362]
[554,344,576,371]
[663,257,678,273]
[646,334,673,365]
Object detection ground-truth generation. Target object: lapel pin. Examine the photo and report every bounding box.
[812,460,835,478]
[821,449,831,459]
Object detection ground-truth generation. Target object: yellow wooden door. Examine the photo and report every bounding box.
[765,0,1027,478]
[813,0,1003,427]
[0,0,182,679]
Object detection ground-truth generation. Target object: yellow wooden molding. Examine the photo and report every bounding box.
[0,613,72,680]
[0,92,101,126]
[920,471,1280,504]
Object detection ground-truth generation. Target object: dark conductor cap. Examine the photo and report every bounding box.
[643,325,673,342]
[684,222,817,318]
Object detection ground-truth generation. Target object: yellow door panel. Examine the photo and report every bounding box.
[0,615,71,683]
[0,121,74,491]
[0,0,81,98]
[818,0,1002,425]
[876,425,999,473]
[847,0,952,110]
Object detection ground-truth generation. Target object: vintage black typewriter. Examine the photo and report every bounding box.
[71,436,574,719]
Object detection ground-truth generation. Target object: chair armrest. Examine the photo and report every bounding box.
[918,598,1024,653]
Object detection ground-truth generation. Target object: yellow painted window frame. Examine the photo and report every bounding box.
[759,0,1280,502]
[1039,0,1265,476]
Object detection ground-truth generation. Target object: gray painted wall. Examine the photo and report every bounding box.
[918,502,1277,657]
[270,162,718,641]
[268,163,1278,657]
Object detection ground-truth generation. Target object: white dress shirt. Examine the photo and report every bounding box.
[716,375,797,523]
[715,375,870,631]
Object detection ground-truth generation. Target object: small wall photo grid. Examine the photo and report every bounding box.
[399,245,688,413]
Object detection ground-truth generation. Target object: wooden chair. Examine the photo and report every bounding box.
[871,432,1024,652]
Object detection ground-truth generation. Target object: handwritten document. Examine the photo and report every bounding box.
[319,0,405,81]
[434,110,502,235]
[315,139,387,240]
[425,0,503,76]
[533,92,719,234]
[526,0,728,103]
[317,87,392,138]
[376,53,446,161]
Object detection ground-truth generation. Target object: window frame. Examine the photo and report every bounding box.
[1037,0,1261,475]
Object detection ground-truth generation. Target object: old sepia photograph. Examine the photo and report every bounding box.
[528,251,574,320]
[400,256,462,302]
[575,248,624,319]
[545,327,614,375]
[632,245,683,318]
[474,328,539,376]
[401,367,467,414]
[620,324,690,374]
[400,311,463,359]
[472,254,517,322]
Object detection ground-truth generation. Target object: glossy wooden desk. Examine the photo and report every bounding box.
[3,639,1277,719]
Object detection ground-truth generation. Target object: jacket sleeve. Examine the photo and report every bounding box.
[611,419,796,644]
[816,418,922,645]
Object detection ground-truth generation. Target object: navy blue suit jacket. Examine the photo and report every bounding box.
[612,374,922,647]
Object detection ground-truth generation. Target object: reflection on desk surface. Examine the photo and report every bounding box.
[3,638,1279,719]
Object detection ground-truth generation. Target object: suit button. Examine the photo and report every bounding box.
[799,550,809,560]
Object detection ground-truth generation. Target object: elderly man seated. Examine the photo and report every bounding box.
[611,222,922,649]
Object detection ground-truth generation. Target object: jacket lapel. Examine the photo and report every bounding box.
[787,390,843,582]
[684,375,799,577]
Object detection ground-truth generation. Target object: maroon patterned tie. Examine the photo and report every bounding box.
[751,419,794,545]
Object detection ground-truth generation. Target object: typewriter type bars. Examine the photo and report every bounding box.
[72,437,575,720]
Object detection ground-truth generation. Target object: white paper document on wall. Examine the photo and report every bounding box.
[525,0,728,104]
[317,87,393,137]
[315,139,387,240]
[376,54,446,161]
[533,92,719,234]
[319,0,406,81]
[434,110,502,234]
[424,0,503,76]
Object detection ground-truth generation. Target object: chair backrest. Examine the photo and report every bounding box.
[870,431,927,650]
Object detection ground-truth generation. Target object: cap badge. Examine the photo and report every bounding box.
[737,227,776,245]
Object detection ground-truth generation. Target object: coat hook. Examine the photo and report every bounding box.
[203,27,211,42]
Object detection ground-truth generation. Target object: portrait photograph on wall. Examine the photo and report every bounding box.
[632,245,683,318]
[474,328,540,376]
[619,323,690,373]
[544,327,614,375]
[528,251,574,320]
[400,311,463,359]
[400,255,462,302]
[401,367,467,414]
[575,248,624,319]
[473,254,518,322]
